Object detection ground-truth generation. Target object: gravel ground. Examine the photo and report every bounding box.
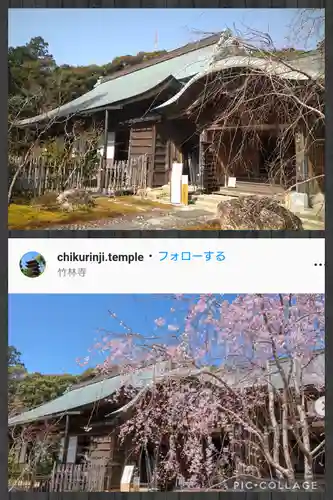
[34,204,324,231]
[49,208,214,230]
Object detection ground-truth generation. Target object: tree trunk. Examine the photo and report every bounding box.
[267,362,282,479]
[282,390,295,485]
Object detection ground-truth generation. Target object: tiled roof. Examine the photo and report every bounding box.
[8,362,171,426]
[17,38,218,127]
[9,352,324,427]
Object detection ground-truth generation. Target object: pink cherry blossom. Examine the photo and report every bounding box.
[86,294,324,488]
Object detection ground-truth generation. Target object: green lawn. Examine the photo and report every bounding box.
[8,196,171,230]
[181,221,222,230]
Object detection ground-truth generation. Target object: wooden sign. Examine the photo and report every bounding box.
[181,175,189,205]
[66,436,78,464]
[92,436,113,443]
[314,396,325,417]
[227,176,237,188]
[120,465,135,492]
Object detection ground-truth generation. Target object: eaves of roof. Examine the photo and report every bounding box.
[154,53,324,113]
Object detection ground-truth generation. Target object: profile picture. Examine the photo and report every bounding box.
[19,251,46,278]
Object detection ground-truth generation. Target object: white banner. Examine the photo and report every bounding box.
[170,162,183,204]
[8,239,324,294]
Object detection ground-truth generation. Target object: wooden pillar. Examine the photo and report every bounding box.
[166,139,172,184]
[103,109,109,166]
[295,130,308,194]
[146,125,156,188]
[198,130,207,192]
[200,129,219,194]
[98,109,109,193]
[62,414,70,464]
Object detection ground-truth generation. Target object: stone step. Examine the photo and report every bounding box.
[295,210,324,223]
[194,193,283,208]
[196,185,284,196]
[195,195,232,204]
[301,219,325,230]
[193,198,223,210]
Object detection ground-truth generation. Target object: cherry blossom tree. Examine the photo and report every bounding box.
[183,24,324,198]
[85,294,325,489]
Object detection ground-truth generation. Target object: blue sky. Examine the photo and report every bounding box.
[8,294,236,375]
[8,294,323,375]
[8,8,318,66]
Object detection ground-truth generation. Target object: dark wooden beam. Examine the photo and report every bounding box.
[118,114,162,126]
[206,124,289,132]
[80,105,123,115]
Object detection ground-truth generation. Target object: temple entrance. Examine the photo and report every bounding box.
[258,134,278,181]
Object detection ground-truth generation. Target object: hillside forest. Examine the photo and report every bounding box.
[8,36,167,121]
[8,345,95,416]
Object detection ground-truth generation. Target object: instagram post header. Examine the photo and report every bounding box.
[8,238,324,294]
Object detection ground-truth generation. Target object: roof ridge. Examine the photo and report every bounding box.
[67,371,119,391]
[67,360,173,392]
[100,33,221,85]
